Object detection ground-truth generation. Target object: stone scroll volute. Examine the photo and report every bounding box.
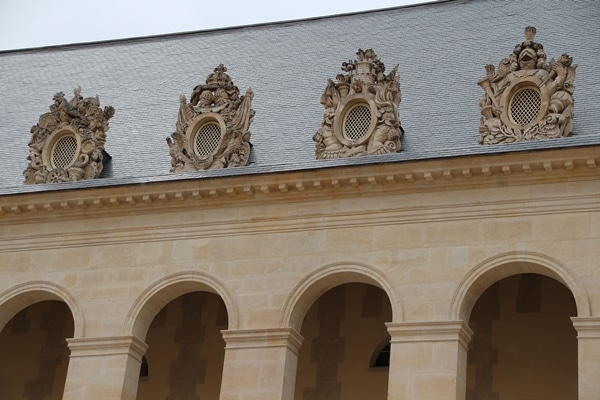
[23,87,115,184]
[167,65,255,172]
[478,27,577,145]
[313,49,403,159]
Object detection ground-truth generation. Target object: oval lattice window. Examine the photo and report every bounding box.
[194,122,222,156]
[509,87,542,126]
[51,134,78,169]
[343,104,372,141]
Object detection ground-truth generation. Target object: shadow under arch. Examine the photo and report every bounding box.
[123,271,238,340]
[450,251,591,321]
[280,261,401,332]
[0,280,84,338]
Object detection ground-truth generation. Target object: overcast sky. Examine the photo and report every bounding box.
[0,0,427,51]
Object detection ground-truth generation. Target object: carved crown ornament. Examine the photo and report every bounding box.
[313,49,403,160]
[23,87,115,184]
[167,64,255,172]
[478,27,577,145]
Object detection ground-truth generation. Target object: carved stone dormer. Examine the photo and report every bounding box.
[167,64,255,172]
[313,49,403,160]
[23,87,114,184]
[478,27,577,145]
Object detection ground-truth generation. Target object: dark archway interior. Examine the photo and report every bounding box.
[466,274,577,400]
[0,300,74,400]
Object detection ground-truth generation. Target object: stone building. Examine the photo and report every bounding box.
[0,0,599,399]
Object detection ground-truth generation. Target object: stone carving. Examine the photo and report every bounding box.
[167,64,255,172]
[23,87,114,184]
[313,49,403,159]
[478,27,577,145]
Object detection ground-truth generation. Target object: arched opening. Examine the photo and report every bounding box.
[136,291,228,400]
[0,300,74,400]
[370,341,391,368]
[294,283,392,400]
[466,274,577,399]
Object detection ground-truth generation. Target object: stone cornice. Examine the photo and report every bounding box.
[1,189,596,253]
[1,146,598,221]
[0,146,599,253]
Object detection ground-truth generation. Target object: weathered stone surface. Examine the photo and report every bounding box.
[167,65,254,172]
[313,49,403,159]
[478,27,577,145]
[23,87,114,184]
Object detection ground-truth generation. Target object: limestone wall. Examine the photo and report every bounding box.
[0,150,599,399]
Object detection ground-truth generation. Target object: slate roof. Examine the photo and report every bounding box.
[1,0,599,195]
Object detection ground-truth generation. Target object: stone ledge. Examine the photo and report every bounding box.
[1,146,598,219]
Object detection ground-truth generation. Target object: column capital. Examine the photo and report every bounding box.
[221,327,304,354]
[67,335,148,361]
[572,317,600,338]
[386,320,473,350]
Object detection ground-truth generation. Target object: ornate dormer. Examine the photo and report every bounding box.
[23,87,114,184]
[313,49,403,159]
[167,64,255,172]
[478,27,577,145]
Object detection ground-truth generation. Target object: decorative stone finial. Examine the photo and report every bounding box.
[23,87,114,184]
[313,49,403,159]
[167,65,254,172]
[524,26,536,41]
[477,27,577,144]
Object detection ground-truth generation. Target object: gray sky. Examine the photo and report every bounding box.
[0,0,426,51]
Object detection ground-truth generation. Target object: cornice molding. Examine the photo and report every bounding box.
[1,146,598,222]
[1,191,596,253]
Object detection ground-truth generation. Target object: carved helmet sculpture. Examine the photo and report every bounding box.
[23,87,115,184]
[478,27,577,145]
[167,64,255,172]
[313,49,403,159]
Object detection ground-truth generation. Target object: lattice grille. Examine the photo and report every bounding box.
[194,122,221,156]
[343,105,372,141]
[510,88,542,126]
[51,135,78,169]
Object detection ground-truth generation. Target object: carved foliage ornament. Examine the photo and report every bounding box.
[313,49,403,159]
[167,64,255,172]
[23,87,115,184]
[478,27,577,145]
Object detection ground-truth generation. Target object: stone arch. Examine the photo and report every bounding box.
[0,280,84,338]
[280,261,401,332]
[124,271,238,340]
[450,251,590,321]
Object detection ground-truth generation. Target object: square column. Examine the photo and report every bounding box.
[64,336,148,400]
[572,317,600,400]
[220,328,303,400]
[386,321,473,400]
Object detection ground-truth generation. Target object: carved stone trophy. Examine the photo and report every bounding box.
[23,87,114,184]
[313,49,403,160]
[167,64,255,172]
[478,27,577,145]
